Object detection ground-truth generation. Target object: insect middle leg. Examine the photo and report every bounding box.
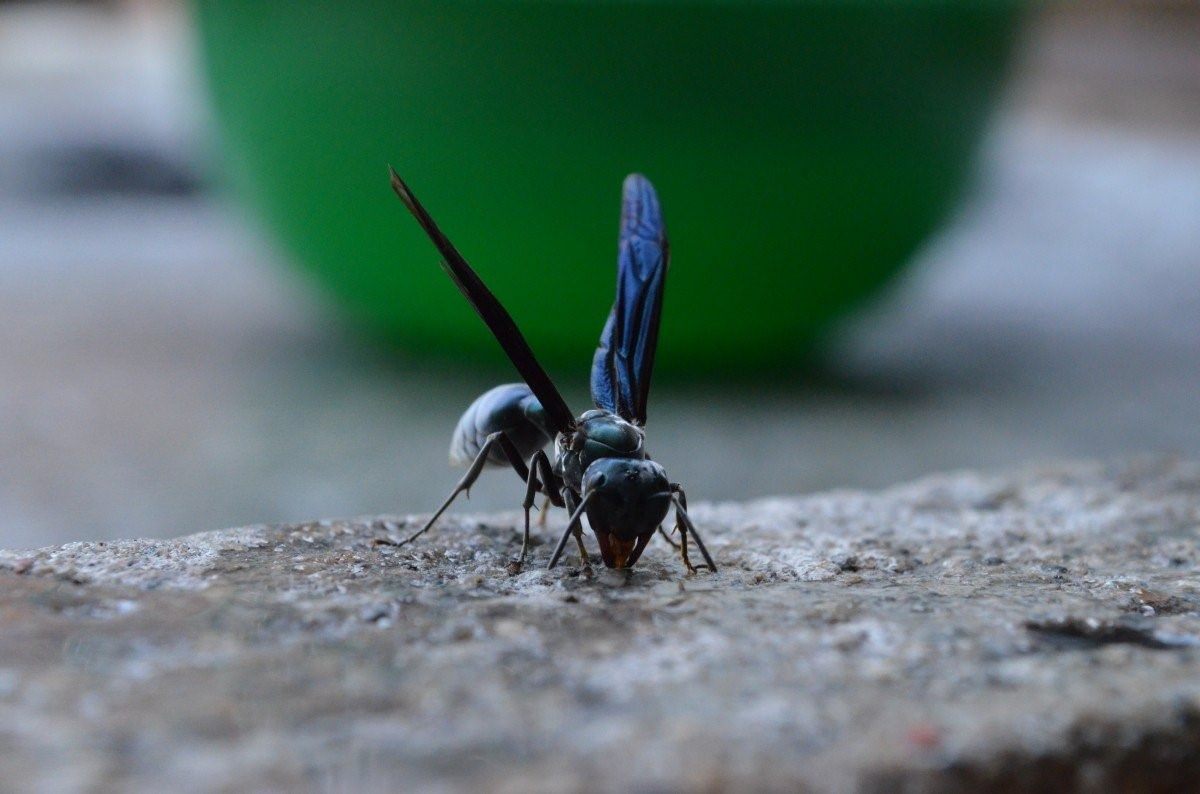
[383,431,530,549]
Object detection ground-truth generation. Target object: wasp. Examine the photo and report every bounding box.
[388,168,715,572]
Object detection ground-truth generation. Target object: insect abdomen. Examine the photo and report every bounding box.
[449,383,553,467]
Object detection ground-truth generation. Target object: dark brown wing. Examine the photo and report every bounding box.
[389,167,574,433]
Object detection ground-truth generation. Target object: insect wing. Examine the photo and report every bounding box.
[590,174,668,425]
[390,167,575,434]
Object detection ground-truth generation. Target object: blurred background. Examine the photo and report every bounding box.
[1,1,1198,549]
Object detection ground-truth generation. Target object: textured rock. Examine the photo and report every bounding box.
[2,459,1200,792]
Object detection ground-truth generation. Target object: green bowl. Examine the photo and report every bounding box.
[194,1,1019,375]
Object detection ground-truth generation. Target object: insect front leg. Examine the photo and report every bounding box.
[561,490,591,566]
[549,493,588,569]
[382,431,529,549]
[656,525,680,549]
[549,490,595,569]
[670,483,717,573]
[519,450,565,564]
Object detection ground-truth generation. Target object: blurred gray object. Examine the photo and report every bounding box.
[1,3,1198,548]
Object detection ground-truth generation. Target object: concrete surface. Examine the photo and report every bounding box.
[2,459,1200,791]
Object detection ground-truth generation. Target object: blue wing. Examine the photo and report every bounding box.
[590,174,668,425]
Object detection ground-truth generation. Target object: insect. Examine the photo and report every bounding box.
[387,168,715,573]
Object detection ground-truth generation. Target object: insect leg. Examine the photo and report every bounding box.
[519,450,565,563]
[656,525,680,549]
[537,496,552,528]
[549,494,593,569]
[670,483,695,572]
[670,484,717,573]
[563,489,591,565]
[382,431,527,549]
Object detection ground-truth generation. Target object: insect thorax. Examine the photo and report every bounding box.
[554,409,648,492]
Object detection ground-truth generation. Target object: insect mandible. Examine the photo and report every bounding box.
[387,168,716,573]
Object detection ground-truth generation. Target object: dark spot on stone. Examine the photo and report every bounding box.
[835,555,861,573]
[1039,564,1070,581]
[360,605,390,623]
[1127,587,1193,615]
[1025,617,1200,651]
[973,487,1020,511]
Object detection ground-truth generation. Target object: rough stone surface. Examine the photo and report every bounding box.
[2,459,1200,792]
